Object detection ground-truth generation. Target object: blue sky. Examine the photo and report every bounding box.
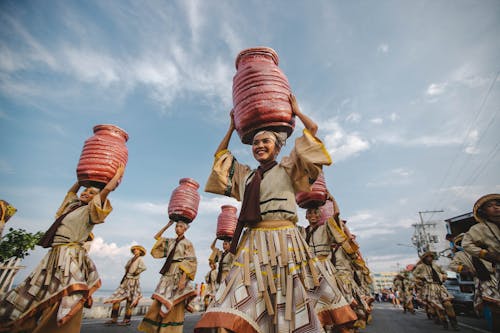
[1,0,499,291]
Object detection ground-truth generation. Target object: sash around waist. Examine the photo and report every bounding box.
[251,220,295,230]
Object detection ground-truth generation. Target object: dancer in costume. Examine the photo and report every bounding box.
[413,252,459,330]
[138,220,197,333]
[104,245,147,326]
[0,165,124,333]
[195,94,356,333]
[462,194,500,332]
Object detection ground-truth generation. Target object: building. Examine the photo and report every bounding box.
[411,220,450,267]
[372,272,398,292]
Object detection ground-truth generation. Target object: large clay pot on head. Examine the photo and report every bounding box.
[232,47,295,144]
[168,178,201,223]
[77,124,129,189]
[216,205,237,240]
[295,172,328,209]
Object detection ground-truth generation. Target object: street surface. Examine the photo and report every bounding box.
[81,302,491,332]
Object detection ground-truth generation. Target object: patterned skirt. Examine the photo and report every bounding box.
[0,244,100,332]
[420,282,453,310]
[195,221,357,333]
[104,277,143,306]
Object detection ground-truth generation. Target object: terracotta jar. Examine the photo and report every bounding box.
[232,47,295,144]
[216,205,238,240]
[168,178,200,223]
[76,124,128,188]
[295,172,328,209]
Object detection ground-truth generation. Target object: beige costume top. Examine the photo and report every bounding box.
[462,221,500,260]
[413,262,447,283]
[305,224,334,259]
[53,192,112,244]
[205,129,331,223]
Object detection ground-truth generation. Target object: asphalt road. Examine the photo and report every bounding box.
[81,302,491,332]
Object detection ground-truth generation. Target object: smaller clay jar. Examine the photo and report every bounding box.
[76,124,128,188]
[295,172,328,209]
[216,205,238,240]
[168,178,201,223]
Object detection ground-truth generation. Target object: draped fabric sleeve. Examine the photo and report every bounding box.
[280,129,332,193]
[412,264,425,281]
[204,149,252,201]
[134,257,147,275]
[54,192,79,218]
[88,195,113,224]
[462,227,487,258]
[151,237,171,259]
[179,239,197,281]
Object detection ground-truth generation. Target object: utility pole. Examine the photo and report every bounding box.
[416,210,444,255]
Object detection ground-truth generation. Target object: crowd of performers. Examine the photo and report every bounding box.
[2,92,465,333]
[391,193,500,332]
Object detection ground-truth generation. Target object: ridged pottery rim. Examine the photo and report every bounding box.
[179,177,200,189]
[235,47,279,70]
[93,124,129,142]
[220,205,238,213]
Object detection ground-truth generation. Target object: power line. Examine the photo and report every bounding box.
[427,70,499,219]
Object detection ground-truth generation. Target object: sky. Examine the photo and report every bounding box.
[1,0,499,292]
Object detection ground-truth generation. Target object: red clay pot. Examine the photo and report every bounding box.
[232,47,295,144]
[76,124,128,188]
[216,205,237,240]
[168,178,201,223]
[295,172,328,209]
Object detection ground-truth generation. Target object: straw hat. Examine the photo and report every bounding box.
[473,193,500,223]
[131,245,146,256]
[420,251,436,260]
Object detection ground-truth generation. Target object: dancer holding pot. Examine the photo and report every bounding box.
[0,165,125,333]
[195,94,356,332]
[138,220,197,333]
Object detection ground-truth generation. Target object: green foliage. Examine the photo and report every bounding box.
[0,228,44,262]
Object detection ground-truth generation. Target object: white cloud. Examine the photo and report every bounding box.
[370,117,383,125]
[198,195,240,215]
[389,112,399,122]
[426,82,447,96]
[62,47,121,86]
[464,130,479,154]
[88,237,136,258]
[377,43,389,54]
[323,121,370,162]
[345,112,361,123]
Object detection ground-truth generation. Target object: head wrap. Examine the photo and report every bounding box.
[253,130,287,149]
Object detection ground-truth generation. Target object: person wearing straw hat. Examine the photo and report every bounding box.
[413,251,459,330]
[138,220,197,333]
[393,269,415,314]
[0,165,125,333]
[462,193,500,332]
[196,94,356,333]
[104,244,147,326]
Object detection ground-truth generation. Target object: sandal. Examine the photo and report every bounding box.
[117,320,131,326]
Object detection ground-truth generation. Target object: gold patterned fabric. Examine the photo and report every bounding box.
[196,222,356,333]
[0,192,111,332]
[138,237,197,333]
[413,262,453,310]
[104,255,146,306]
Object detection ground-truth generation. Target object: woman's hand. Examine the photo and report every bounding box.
[288,93,318,135]
[289,93,301,116]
